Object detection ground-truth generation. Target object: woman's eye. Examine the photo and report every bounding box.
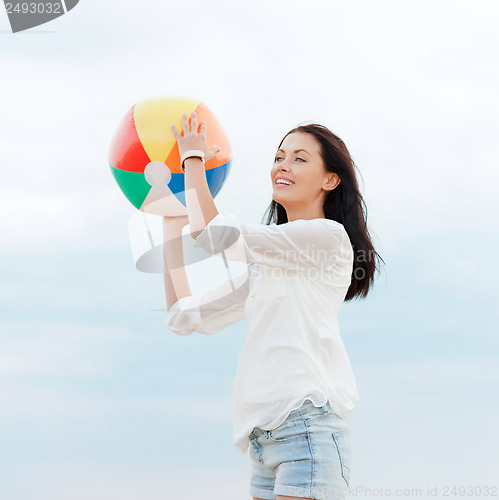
[274,156,304,162]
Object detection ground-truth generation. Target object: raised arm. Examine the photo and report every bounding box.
[171,111,222,239]
[192,214,354,285]
[166,264,251,336]
[163,212,251,336]
[163,215,192,310]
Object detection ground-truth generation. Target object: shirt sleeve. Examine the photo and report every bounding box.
[192,213,353,279]
[166,264,250,336]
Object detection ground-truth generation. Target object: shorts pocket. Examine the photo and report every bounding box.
[267,419,303,442]
[249,438,263,462]
[331,430,352,487]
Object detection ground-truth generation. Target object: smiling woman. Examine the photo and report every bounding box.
[271,133,341,222]
[163,111,382,500]
[266,123,382,300]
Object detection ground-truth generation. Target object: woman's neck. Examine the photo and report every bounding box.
[285,206,325,222]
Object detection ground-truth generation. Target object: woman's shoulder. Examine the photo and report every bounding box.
[311,217,345,229]
[307,218,352,250]
[267,217,348,239]
[277,218,352,254]
[240,216,350,251]
[286,217,347,233]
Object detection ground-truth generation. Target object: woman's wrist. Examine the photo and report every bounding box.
[182,156,205,171]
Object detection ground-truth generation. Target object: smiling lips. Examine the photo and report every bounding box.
[275,177,295,187]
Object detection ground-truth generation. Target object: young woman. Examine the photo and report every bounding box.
[164,111,382,500]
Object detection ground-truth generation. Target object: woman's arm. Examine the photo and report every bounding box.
[183,156,218,239]
[166,265,250,336]
[163,214,251,336]
[193,214,353,283]
[194,216,313,268]
[163,215,192,310]
[171,111,221,239]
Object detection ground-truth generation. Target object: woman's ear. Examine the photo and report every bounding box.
[324,172,341,191]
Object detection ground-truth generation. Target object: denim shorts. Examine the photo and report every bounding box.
[248,399,352,500]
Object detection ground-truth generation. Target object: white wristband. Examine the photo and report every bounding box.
[181,150,205,172]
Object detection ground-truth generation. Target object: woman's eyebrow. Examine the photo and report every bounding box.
[276,148,311,156]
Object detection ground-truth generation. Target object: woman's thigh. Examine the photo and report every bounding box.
[249,433,277,500]
[248,399,352,500]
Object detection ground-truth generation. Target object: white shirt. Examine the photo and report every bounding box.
[166,213,359,456]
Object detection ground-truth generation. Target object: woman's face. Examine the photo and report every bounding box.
[271,131,339,211]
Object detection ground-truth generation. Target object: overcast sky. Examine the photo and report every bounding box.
[1,1,498,499]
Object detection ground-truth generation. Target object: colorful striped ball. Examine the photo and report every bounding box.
[108,96,232,213]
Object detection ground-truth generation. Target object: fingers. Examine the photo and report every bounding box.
[171,111,208,143]
[204,146,223,162]
[190,111,198,133]
[171,123,180,139]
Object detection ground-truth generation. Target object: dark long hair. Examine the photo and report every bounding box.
[262,123,383,301]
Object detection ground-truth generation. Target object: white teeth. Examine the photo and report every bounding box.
[276,179,293,185]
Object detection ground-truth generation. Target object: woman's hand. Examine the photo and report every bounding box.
[171,111,222,163]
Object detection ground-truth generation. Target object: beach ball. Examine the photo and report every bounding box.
[108,96,232,216]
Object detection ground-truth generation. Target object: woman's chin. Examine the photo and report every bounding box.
[272,189,287,203]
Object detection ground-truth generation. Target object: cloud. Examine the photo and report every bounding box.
[349,360,499,486]
[1,460,251,500]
